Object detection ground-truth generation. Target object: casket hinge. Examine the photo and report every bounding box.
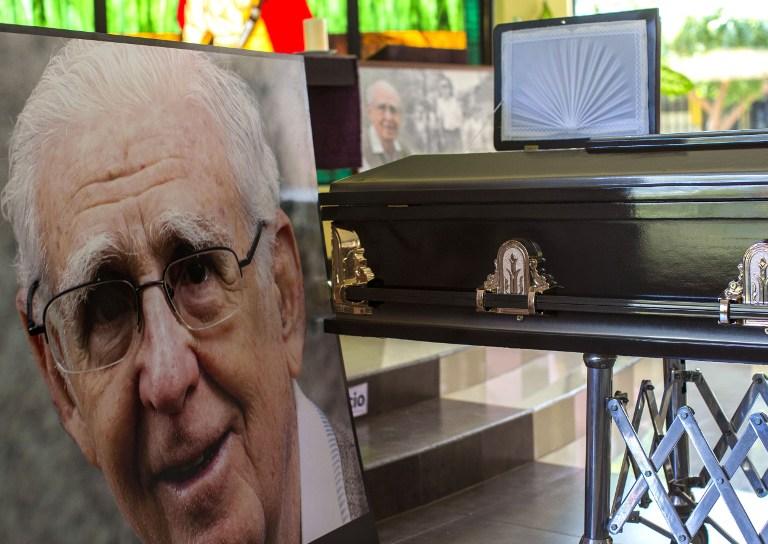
[476,239,557,316]
[721,241,768,327]
[331,225,375,315]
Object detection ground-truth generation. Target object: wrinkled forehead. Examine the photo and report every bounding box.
[34,101,245,288]
[39,100,228,192]
[371,87,400,107]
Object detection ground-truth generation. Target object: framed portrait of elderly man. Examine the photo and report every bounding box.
[0,24,377,544]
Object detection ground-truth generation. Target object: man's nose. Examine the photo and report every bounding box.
[136,287,199,414]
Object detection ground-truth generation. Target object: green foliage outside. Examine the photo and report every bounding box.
[670,13,768,107]
[660,65,693,97]
[697,79,766,110]
[538,1,553,20]
[107,0,178,34]
[669,13,768,129]
[671,13,768,56]
[0,0,93,31]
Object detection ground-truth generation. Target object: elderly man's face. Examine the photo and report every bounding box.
[24,100,305,543]
[367,85,401,144]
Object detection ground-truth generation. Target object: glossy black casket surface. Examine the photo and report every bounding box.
[320,145,768,363]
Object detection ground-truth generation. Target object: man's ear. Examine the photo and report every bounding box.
[271,209,305,379]
[15,289,97,465]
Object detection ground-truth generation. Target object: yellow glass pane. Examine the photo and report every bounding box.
[123,32,181,41]
[362,30,467,59]
[242,17,273,52]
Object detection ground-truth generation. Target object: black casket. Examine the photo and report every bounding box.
[320,135,768,364]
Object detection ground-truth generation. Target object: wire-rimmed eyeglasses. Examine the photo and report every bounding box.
[26,221,266,374]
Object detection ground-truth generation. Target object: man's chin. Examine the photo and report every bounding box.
[142,433,268,544]
[159,430,235,520]
[165,512,267,544]
[150,493,268,544]
[383,127,400,139]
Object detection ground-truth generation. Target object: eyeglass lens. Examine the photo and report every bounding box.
[45,249,244,373]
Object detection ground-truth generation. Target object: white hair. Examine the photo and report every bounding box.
[1,39,279,291]
[365,79,400,106]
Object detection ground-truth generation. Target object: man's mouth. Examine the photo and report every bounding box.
[158,431,230,486]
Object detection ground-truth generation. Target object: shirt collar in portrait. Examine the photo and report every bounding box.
[296,381,351,542]
[368,124,402,154]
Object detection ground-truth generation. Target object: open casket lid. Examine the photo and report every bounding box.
[492,9,660,151]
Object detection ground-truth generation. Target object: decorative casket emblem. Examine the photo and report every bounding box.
[331,226,375,315]
[722,241,768,326]
[477,239,556,315]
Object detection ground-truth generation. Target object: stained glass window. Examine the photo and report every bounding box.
[306,0,346,35]
[306,0,467,34]
[358,0,464,32]
[107,0,179,35]
[0,0,179,35]
[0,0,93,31]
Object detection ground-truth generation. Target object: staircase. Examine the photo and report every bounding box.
[341,336,648,520]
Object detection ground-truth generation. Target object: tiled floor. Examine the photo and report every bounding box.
[377,460,768,543]
[375,358,768,544]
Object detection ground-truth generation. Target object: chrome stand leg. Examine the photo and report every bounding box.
[664,359,694,515]
[581,353,616,544]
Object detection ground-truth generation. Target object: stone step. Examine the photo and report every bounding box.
[342,337,544,418]
[342,336,467,382]
[446,352,644,458]
[359,397,533,519]
[343,336,466,417]
[358,352,650,519]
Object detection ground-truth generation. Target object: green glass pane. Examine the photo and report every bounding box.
[0,0,92,31]
[317,168,353,184]
[307,0,347,35]
[358,0,465,32]
[107,0,179,34]
[464,0,480,63]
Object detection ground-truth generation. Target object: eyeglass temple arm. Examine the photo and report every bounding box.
[239,220,266,268]
[26,279,45,336]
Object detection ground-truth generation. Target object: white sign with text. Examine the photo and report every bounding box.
[349,382,369,418]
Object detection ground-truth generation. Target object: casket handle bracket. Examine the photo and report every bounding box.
[476,239,557,316]
[331,225,375,315]
[721,240,768,328]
